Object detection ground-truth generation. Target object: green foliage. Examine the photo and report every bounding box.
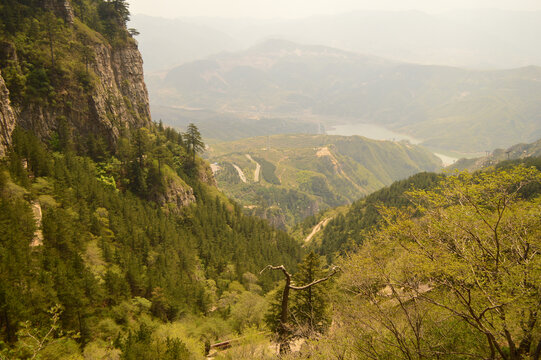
[0,0,133,114]
[0,124,302,357]
[209,134,440,230]
[253,156,280,185]
[264,253,333,341]
[314,165,541,359]
[184,123,205,166]
[291,252,331,334]
[319,172,441,259]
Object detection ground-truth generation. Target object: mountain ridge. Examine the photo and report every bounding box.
[152,39,541,153]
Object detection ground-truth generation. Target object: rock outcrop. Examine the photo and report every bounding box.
[198,161,218,187]
[1,5,194,210]
[89,40,152,139]
[0,70,16,157]
[158,177,196,211]
[15,37,152,147]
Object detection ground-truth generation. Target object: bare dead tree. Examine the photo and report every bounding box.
[260,264,339,354]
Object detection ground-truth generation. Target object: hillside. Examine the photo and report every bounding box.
[0,2,304,359]
[151,40,541,153]
[292,164,541,359]
[314,153,541,260]
[0,0,151,153]
[450,137,541,171]
[206,134,441,229]
[314,172,442,260]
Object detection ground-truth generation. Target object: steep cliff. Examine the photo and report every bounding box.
[0,70,16,157]
[0,0,152,149]
[14,31,152,145]
[0,0,196,207]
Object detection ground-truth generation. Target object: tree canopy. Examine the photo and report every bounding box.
[304,165,541,360]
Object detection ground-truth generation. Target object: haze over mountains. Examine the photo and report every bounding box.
[3,1,541,358]
[147,39,541,153]
[130,9,541,156]
[132,9,541,72]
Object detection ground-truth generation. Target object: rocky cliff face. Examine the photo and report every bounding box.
[160,179,196,210]
[86,39,152,141]
[16,39,152,145]
[198,161,218,187]
[0,2,196,208]
[0,70,16,157]
[3,0,152,149]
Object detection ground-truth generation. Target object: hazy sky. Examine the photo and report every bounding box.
[129,0,541,19]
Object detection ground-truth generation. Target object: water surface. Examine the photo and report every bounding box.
[327,123,421,144]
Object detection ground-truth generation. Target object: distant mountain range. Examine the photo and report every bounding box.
[206,134,441,229]
[150,39,541,153]
[131,9,541,72]
[131,15,242,72]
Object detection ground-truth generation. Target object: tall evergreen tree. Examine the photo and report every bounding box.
[184,123,204,164]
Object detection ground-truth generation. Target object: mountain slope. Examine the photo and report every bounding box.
[153,40,541,153]
[153,40,541,152]
[207,134,441,229]
[0,3,304,358]
[0,0,151,149]
[450,137,541,171]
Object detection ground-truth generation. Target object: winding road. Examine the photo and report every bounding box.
[245,154,261,182]
[232,164,247,183]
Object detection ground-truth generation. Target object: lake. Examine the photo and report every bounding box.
[326,123,421,144]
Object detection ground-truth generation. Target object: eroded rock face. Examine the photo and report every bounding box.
[158,179,196,210]
[87,40,152,140]
[198,162,218,187]
[0,70,16,157]
[15,39,152,145]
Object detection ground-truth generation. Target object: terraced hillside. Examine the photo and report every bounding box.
[206,134,441,229]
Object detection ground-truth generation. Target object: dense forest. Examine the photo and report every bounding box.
[0,120,309,358]
[316,172,443,260]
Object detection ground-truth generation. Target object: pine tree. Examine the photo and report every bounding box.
[291,252,331,334]
[184,123,204,164]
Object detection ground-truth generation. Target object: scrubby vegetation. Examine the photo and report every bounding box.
[288,164,541,359]
[0,0,134,108]
[318,172,442,260]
